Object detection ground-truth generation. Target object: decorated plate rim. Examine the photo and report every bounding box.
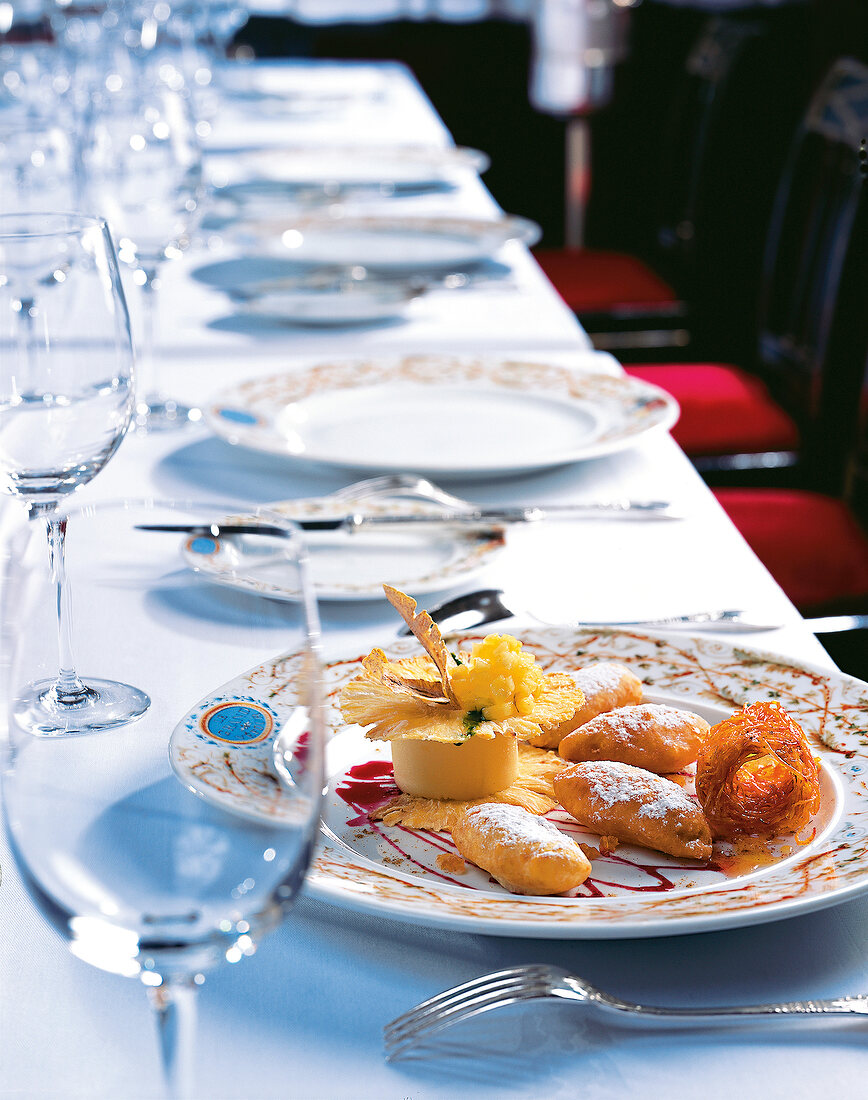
[171,625,868,938]
[204,354,680,475]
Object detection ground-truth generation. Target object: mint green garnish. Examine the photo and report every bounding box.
[462,708,485,738]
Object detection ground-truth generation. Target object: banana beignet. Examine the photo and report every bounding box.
[452,802,592,895]
[558,703,709,773]
[554,761,713,860]
[529,661,643,749]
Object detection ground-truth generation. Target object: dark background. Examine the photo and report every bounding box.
[236,0,868,257]
[233,1,868,678]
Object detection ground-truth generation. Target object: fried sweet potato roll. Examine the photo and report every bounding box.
[528,661,643,749]
[554,760,713,860]
[558,703,709,773]
[452,802,592,895]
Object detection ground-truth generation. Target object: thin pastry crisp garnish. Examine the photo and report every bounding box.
[339,586,585,745]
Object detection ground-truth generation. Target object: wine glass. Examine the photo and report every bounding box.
[47,0,126,119]
[80,74,205,432]
[0,211,149,734]
[0,4,65,118]
[1,498,326,1099]
[0,115,78,211]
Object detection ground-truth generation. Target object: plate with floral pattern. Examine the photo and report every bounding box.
[181,489,505,601]
[205,354,679,478]
[169,626,868,938]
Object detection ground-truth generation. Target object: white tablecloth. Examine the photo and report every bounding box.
[1,59,865,1100]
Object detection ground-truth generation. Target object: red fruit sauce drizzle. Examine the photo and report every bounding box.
[335,761,469,886]
[335,760,714,895]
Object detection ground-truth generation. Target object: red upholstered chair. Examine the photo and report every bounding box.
[710,357,868,673]
[533,248,687,353]
[624,57,868,493]
[714,487,868,613]
[535,13,808,360]
[532,249,678,318]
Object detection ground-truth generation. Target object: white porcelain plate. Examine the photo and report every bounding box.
[239,281,417,327]
[214,61,390,105]
[169,627,868,939]
[226,144,489,187]
[231,213,540,270]
[206,354,678,478]
[181,490,505,601]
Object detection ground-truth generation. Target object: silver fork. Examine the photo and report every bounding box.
[384,964,868,1060]
[324,474,472,509]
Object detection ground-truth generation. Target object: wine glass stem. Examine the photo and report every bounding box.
[148,978,198,1100]
[29,504,92,704]
[138,266,161,406]
[16,295,37,366]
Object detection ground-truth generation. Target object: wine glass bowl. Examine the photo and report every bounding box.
[1,497,326,1097]
[87,85,203,266]
[0,212,134,502]
[0,120,77,214]
[81,78,205,431]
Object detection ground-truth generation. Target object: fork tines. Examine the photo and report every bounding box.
[383,965,555,1060]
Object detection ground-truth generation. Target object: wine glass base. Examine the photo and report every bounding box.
[15,678,152,736]
[134,397,201,434]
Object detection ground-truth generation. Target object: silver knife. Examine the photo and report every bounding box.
[136,501,681,538]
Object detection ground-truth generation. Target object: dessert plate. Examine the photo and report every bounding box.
[238,281,418,327]
[169,626,868,939]
[191,256,513,302]
[205,354,679,479]
[228,213,540,270]
[221,144,488,188]
[214,61,390,106]
[180,489,505,601]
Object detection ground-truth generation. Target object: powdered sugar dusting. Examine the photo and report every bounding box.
[575,662,637,697]
[462,802,576,851]
[578,761,698,821]
[589,703,708,737]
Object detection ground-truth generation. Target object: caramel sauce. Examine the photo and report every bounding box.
[710,834,789,877]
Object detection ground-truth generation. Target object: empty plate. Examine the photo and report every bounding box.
[227,213,541,271]
[205,353,680,478]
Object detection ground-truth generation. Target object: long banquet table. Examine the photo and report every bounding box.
[1,60,867,1100]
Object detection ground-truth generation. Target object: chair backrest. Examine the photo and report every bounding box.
[848,367,868,526]
[655,16,764,272]
[759,57,868,493]
[651,12,812,358]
